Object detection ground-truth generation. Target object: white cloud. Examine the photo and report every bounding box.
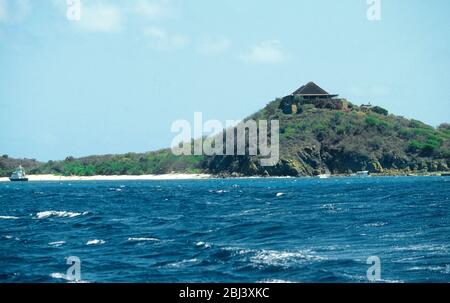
[241,40,287,64]
[143,26,189,51]
[77,3,122,32]
[0,0,30,23]
[134,0,175,20]
[196,36,231,56]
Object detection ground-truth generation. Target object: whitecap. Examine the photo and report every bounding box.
[86,239,105,245]
[216,190,229,193]
[320,203,337,211]
[224,247,253,255]
[50,272,88,283]
[3,235,20,241]
[36,211,89,219]
[49,241,66,247]
[250,249,326,268]
[276,193,284,197]
[195,241,211,248]
[0,215,19,220]
[50,273,67,280]
[223,247,326,268]
[258,279,294,283]
[127,237,159,242]
[377,278,404,283]
[166,258,199,268]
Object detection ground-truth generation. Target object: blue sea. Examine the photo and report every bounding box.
[0,177,449,283]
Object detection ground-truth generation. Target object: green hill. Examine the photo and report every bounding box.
[204,96,449,176]
[1,89,449,177]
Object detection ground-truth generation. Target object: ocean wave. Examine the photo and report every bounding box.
[315,244,352,252]
[49,241,66,247]
[221,208,261,218]
[337,272,403,283]
[379,230,424,239]
[320,203,340,211]
[3,235,20,241]
[363,222,388,227]
[195,241,212,248]
[127,237,159,242]
[223,247,326,268]
[36,211,89,219]
[407,265,450,274]
[86,239,105,245]
[393,243,449,253]
[50,273,88,283]
[0,215,19,220]
[166,258,200,268]
[258,279,294,283]
[250,249,326,268]
[377,278,405,283]
[50,273,68,280]
[208,189,230,194]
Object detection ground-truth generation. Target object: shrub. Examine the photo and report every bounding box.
[408,139,439,156]
[371,106,388,116]
[438,123,450,131]
[366,115,388,129]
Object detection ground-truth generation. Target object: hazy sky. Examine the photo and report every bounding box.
[1,0,449,161]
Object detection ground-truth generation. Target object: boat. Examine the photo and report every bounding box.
[355,171,370,177]
[9,166,29,182]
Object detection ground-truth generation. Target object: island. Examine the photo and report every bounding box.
[1,82,449,179]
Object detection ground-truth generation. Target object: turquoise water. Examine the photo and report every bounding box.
[0,177,449,282]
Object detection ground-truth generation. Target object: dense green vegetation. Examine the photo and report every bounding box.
[1,98,449,177]
[0,150,203,177]
[205,98,449,176]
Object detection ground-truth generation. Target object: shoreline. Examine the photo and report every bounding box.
[0,172,448,182]
[0,173,212,182]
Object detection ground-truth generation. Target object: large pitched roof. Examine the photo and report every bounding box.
[293,82,337,96]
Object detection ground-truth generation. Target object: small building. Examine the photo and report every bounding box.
[292,82,339,100]
[360,103,373,112]
[280,82,342,114]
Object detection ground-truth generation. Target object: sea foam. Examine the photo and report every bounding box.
[0,215,19,220]
[36,211,89,219]
[49,241,66,247]
[128,237,159,242]
[86,239,105,245]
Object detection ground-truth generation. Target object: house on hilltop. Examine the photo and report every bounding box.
[292,82,339,100]
[280,82,346,114]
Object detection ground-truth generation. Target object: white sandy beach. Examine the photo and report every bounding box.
[0,173,211,182]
